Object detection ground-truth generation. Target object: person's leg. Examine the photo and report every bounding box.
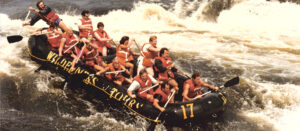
[146,94,154,103]
[114,80,122,86]
[168,79,179,91]
[125,62,134,78]
[146,67,154,76]
[70,54,78,72]
[102,46,107,56]
[58,21,68,32]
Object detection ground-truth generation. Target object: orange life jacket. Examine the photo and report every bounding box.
[62,33,78,54]
[83,46,103,67]
[37,8,59,25]
[79,18,93,38]
[134,75,153,95]
[154,56,175,81]
[182,79,202,102]
[153,86,171,103]
[141,43,157,67]
[105,63,123,81]
[46,28,61,48]
[93,30,111,48]
[116,45,134,66]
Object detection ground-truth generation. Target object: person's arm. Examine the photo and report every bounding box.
[22,14,40,26]
[58,38,66,56]
[153,94,165,112]
[148,46,160,52]
[148,74,160,85]
[154,59,167,72]
[97,66,110,75]
[120,65,130,75]
[127,81,140,98]
[55,28,63,35]
[88,42,99,49]
[182,84,193,101]
[93,31,111,42]
[200,81,218,91]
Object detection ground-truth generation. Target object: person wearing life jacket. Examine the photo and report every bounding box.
[127,69,161,102]
[137,36,160,77]
[153,82,175,112]
[154,48,182,92]
[182,72,218,102]
[77,10,93,40]
[23,0,68,32]
[93,22,114,56]
[116,36,140,78]
[58,27,80,72]
[98,58,132,86]
[44,22,63,51]
[81,41,107,75]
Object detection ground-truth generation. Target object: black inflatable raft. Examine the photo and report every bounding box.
[27,34,228,127]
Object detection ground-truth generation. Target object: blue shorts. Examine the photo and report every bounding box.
[55,18,62,24]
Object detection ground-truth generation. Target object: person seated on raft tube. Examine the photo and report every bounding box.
[44,22,63,51]
[127,69,161,102]
[58,27,80,71]
[30,22,63,52]
[154,48,187,92]
[99,58,132,86]
[93,22,114,57]
[81,38,107,75]
[153,82,176,112]
[116,36,140,78]
[76,10,93,42]
[182,72,219,102]
[22,0,69,32]
[137,36,160,77]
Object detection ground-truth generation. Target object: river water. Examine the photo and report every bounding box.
[1,0,300,130]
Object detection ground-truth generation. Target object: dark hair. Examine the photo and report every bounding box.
[49,22,57,28]
[36,0,43,10]
[192,72,200,79]
[159,48,168,57]
[81,10,89,16]
[149,35,157,42]
[139,69,147,76]
[120,36,129,45]
[161,82,169,89]
[97,22,104,28]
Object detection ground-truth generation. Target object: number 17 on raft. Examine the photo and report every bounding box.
[181,103,194,120]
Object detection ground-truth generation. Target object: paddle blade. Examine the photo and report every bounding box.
[224,77,239,87]
[7,35,23,43]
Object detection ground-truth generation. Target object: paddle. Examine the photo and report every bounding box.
[75,43,86,64]
[105,70,125,74]
[147,91,176,131]
[223,76,239,88]
[63,42,79,54]
[7,10,31,43]
[133,40,141,52]
[139,84,159,94]
[193,91,211,100]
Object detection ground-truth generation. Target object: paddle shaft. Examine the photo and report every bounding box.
[133,40,141,52]
[139,84,159,94]
[18,11,31,35]
[63,42,79,54]
[193,91,211,100]
[154,91,176,121]
[105,70,125,74]
[75,43,86,63]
